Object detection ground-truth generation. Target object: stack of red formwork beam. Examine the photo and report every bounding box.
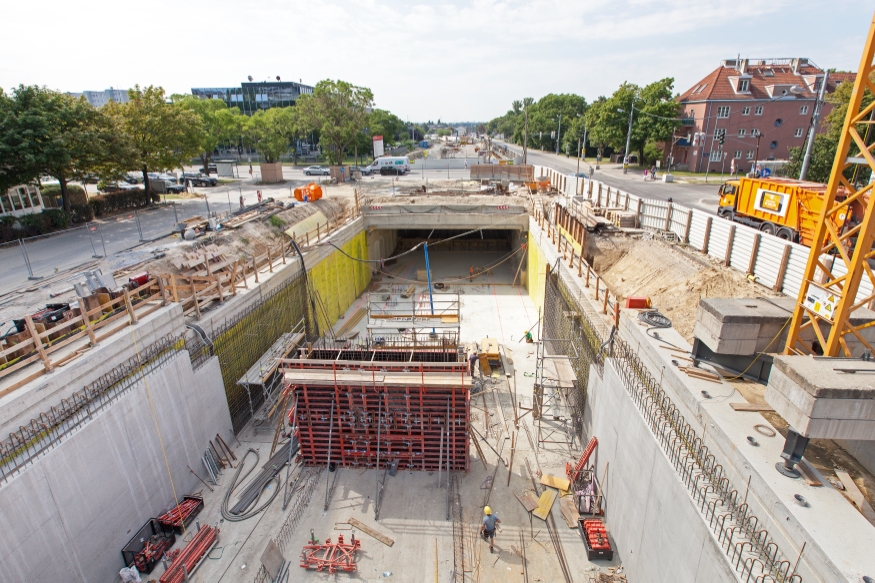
[283,353,471,472]
[159,524,217,583]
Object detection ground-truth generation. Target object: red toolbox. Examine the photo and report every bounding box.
[579,517,614,560]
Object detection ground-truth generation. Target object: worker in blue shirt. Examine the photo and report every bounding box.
[480,506,501,553]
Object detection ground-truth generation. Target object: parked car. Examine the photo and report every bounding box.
[163,180,186,194]
[303,165,330,176]
[180,173,218,187]
[350,166,372,176]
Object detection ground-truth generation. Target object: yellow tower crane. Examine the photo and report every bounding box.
[785,13,875,357]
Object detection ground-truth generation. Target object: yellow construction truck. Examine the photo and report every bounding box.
[716,176,859,246]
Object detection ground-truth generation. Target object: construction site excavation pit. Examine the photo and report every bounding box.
[182,223,612,583]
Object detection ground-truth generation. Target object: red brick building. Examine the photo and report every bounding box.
[669,58,855,174]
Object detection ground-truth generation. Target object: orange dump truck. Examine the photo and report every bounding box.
[717,177,859,246]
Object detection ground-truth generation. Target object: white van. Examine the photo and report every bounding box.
[367,156,410,175]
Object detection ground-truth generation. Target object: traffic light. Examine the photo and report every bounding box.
[718,129,725,146]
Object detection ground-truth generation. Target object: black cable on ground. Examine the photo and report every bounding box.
[220,448,281,522]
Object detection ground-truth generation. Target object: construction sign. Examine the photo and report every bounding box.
[802,283,839,322]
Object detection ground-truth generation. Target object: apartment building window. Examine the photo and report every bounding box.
[710,150,723,161]
[795,128,805,137]
[800,105,809,115]
[741,106,751,115]
[746,150,755,160]
[738,79,750,92]
[738,128,746,137]
[734,150,742,159]
[717,106,731,118]
[754,106,764,115]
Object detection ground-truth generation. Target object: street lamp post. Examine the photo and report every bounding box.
[555,115,562,156]
[620,107,634,174]
[800,71,829,181]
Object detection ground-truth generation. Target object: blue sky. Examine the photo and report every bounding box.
[2,0,871,122]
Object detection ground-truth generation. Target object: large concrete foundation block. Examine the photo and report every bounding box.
[260,161,284,183]
[765,355,875,439]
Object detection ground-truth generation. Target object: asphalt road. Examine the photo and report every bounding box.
[496,141,725,214]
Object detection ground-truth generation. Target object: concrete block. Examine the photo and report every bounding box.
[765,356,875,439]
[693,321,758,354]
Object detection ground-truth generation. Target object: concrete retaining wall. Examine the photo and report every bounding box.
[0,352,230,583]
[584,361,738,583]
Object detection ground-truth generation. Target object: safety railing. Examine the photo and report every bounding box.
[0,277,168,390]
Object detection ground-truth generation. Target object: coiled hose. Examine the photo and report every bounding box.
[220,448,281,522]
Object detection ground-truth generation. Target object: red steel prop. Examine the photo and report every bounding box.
[157,498,201,529]
[566,436,598,484]
[159,524,217,583]
[300,534,360,573]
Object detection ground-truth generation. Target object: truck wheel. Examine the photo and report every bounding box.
[776,227,795,241]
[724,210,735,222]
[759,222,775,236]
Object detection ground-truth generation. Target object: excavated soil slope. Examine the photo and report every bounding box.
[587,235,782,342]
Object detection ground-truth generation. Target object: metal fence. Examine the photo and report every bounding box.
[538,166,875,312]
[0,334,182,486]
[0,205,182,296]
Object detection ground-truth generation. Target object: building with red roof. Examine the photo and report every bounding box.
[669,58,855,174]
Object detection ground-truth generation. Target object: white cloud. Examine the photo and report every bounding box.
[0,0,869,121]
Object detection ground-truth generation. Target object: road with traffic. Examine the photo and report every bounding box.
[496,141,725,214]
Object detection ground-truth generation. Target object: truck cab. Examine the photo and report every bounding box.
[717,181,740,218]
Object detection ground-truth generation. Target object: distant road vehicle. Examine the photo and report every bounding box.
[181,173,218,187]
[199,164,218,174]
[367,156,410,175]
[163,180,186,194]
[304,165,330,176]
[350,165,372,176]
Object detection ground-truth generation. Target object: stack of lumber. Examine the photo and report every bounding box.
[607,210,637,229]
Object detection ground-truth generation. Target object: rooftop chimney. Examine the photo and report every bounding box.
[739,59,749,75]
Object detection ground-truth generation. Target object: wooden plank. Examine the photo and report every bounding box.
[515,490,539,513]
[836,470,875,526]
[798,461,822,487]
[559,496,580,528]
[729,403,775,412]
[532,488,558,520]
[347,518,395,547]
[540,473,571,492]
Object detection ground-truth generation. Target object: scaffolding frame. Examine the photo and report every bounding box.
[533,334,580,451]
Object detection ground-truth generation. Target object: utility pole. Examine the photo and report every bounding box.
[523,100,530,164]
[555,114,562,156]
[800,70,829,181]
[622,106,634,174]
[575,136,581,195]
[752,129,762,177]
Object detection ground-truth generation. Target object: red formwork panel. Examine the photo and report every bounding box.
[287,361,471,472]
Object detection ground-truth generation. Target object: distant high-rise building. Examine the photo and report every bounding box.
[66,88,130,107]
[191,79,314,115]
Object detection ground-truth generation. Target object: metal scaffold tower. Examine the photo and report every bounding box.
[785,12,875,357]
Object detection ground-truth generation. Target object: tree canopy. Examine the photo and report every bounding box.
[296,80,374,165]
[106,86,202,196]
[245,107,298,163]
[0,85,126,212]
[176,95,242,173]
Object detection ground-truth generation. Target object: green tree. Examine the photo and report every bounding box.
[296,80,374,165]
[784,134,839,183]
[0,85,126,213]
[245,107,298,163]
[367,109,407,145]
[514,94,587,153]
[176,95,242,174]
[107,86,201,197]
[584,80,679,165]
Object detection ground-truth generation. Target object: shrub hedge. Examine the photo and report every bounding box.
[0,188,155,242]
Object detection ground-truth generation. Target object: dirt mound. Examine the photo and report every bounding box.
[588,236,782,342]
